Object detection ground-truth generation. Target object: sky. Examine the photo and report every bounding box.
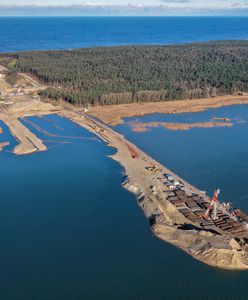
[0,0,246,6]
[1,0,248,16]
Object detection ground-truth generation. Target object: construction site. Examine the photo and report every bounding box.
[84,115,248,245]
[74,114,248,269]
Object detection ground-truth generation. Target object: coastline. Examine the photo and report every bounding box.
[0,141,9,151]
[89,95,248,126]
[59,110,248,270]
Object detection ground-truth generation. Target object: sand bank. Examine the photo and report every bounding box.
[0,114,47,155]
[89,95,248,125]
[131,121,233,132]
[0,100,63,155]
[0,142,10,152]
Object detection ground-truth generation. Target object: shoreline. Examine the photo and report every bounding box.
[0,100,63,155]
[0,141,10,151]
[59,110,248,270]
[89,95,248,125]
[0,113,47,155]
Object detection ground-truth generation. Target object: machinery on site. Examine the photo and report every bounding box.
[205,189,220,220]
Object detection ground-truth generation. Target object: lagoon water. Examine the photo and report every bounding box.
[1,111,248,299]
[114,105,248,213]
[2,17,248,52]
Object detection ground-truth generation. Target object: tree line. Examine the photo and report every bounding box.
[2,41,248,106]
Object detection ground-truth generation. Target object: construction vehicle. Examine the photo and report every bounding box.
[146,166,159,173]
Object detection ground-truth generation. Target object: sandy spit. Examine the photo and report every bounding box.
[59,110,248,270]
[131,121,233,132]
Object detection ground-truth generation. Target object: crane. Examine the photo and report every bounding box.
[205,189,220,220]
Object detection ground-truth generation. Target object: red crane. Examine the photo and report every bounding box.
[205,189,220,220]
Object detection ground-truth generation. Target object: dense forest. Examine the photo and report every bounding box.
[2,41,248,106]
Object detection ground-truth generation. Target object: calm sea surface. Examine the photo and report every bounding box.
[1,16,248,299]
[1,17,248,52]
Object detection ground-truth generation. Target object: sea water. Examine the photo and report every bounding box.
[1,17,248,52]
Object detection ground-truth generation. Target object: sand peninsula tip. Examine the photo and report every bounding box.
[61,110,248,270]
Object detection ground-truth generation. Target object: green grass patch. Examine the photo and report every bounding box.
[7,59,17,70]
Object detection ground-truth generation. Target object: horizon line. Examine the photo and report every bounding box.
[1,15,248,17]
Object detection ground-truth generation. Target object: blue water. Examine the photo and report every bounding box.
[2,17,248,52]
[1,113,248,300]
[114,105,248,212]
